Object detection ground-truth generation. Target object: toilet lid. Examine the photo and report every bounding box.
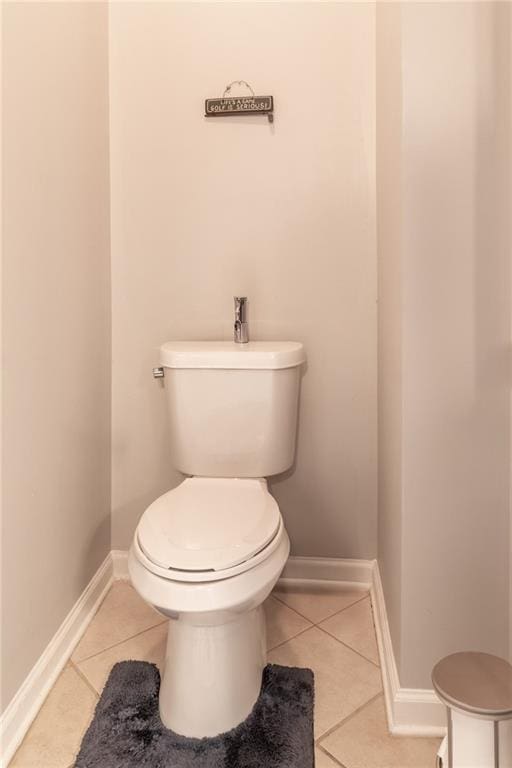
[137,478,281,572]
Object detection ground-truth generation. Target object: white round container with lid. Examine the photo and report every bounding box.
[432,652,512,767]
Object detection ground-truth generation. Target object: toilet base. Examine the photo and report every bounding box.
[159,605,266,737]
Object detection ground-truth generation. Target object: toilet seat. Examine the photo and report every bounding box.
[134,517,285,583]
[137,477,281,580]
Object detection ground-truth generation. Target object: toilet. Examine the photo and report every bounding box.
[128,340,305,738]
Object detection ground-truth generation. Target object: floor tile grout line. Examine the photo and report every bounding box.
[268,594,313,627]
[267,624,314,652]
[69,659,101,699]
[270,592,315,622]
[73,619,167,664]
[271,595,325,626]
[316,743,349,768]
[315,691,384,744]
[314,592,370,626]
[271,589,369,626]
[271,591,381,667]
[315,624,381,669]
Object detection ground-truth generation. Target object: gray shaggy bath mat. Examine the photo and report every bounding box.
[74,660,314,768]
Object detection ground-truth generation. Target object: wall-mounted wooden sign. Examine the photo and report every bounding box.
[205,81,274,123]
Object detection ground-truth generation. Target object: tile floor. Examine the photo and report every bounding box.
[9,580,441,768]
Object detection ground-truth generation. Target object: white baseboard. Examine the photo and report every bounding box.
[280,555,374,587]
[111,548,130,581]
[370,561,446,737]
[0,553,113,767]
[110,551,375,588]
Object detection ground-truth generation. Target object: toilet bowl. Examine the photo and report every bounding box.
[128,477,290,737]
[129,340,305,738]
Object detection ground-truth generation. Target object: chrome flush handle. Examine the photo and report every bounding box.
[234,296,249,343]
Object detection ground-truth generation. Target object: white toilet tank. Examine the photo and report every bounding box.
[159,341,306,478]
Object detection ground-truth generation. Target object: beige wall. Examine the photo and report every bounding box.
[509,4,512,666]
[1,2,111,711]
[109,2,378,556]
[4,0,507,709]
[376,1,403,669]
[377,1,511,689]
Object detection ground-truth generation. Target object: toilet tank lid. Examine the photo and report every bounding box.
[160,341,306,370]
